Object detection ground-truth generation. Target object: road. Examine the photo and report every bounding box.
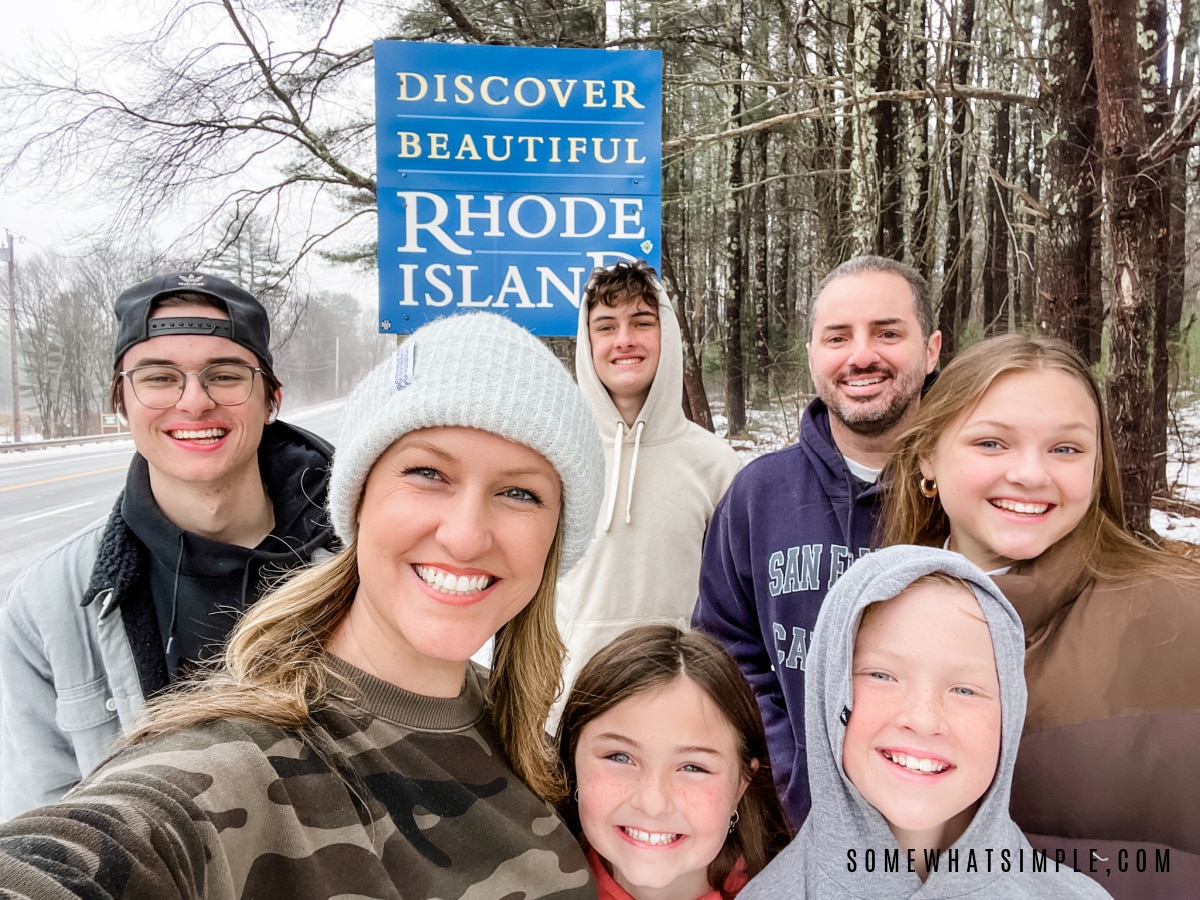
[0,401,343,597]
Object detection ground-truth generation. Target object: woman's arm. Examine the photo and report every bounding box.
[0,772,214,899]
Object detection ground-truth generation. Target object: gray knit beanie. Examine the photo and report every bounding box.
[329,312,604,575]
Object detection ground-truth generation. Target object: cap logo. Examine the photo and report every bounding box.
[392,342,415,393]
[176,273,206,288]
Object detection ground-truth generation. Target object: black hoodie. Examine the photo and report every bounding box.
[108,420,336,689]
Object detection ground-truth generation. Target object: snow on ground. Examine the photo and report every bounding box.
[1150,393,1200,545]
[714,390,1200,548]
[0,435,134,458]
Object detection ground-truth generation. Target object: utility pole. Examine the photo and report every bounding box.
[3,231,18,443]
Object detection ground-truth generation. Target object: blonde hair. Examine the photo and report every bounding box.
[128,520,569,802]
[882,334,1199,582]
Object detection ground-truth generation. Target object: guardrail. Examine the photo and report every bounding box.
[0,432,132,453]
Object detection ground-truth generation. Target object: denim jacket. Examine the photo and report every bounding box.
[0,516,144,818]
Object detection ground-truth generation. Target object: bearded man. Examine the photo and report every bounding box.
[692,256,941,829]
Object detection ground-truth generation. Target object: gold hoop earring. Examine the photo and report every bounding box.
[728,810,740,834]
[919,477,938,499]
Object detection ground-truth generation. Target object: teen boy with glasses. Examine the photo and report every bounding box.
[0,272,338,817]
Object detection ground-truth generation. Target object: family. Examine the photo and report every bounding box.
[0,257,1194,899]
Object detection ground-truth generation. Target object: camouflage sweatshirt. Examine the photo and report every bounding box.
[0,657,596,899]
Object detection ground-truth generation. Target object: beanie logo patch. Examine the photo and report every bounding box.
[393,343,415,393]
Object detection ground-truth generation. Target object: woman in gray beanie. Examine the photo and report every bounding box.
[0,312,605,900]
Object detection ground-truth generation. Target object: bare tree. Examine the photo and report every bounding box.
[14,253,117,437]
[1090,0,1167,535]
[1034,0,1099,360]
[723,11,749,437]
[1,0,380,270]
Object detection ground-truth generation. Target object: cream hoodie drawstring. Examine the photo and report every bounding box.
[602,419,645,531]
[602,421,624,531]
[624,420,644,525]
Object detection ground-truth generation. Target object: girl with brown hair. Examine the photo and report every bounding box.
[557,624,791,900]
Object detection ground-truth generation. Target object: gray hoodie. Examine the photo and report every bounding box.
[742,546,1111,899]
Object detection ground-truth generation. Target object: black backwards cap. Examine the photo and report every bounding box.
[113,272,273,368]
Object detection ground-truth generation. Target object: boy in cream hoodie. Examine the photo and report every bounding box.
[555,261,740,711]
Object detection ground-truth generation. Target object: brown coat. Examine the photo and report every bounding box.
[994,542,1200,899]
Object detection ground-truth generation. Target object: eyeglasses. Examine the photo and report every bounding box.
[119,363,262,409]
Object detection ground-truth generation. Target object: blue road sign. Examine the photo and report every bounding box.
[375,41,662,335]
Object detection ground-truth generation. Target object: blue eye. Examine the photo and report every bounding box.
[952,686,976,697]
[605,752,632,765]
[503,487,543,504]
[403,466,442,481]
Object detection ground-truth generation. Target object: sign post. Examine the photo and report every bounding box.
[375,41,662,335]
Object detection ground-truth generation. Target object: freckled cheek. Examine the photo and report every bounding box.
[576,766,633,825]
[843,695,891,752]
[679,780,743,840]
[957,714,1003,779]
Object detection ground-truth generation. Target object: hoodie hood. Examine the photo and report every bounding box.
[806,546,1027,888]
[743,546,1110,899]
[575,273,688,444]
[575,273,688,531]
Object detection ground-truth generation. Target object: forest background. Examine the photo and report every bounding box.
[1,0,1198,541]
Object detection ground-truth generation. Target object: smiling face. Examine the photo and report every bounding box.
[920,368,1099,571]
[329,426,561,695]
[588,298,662,420]
[842,581,1002,854]
[808,271,940,447]
[574,676,749,900]
[120,302,274,499]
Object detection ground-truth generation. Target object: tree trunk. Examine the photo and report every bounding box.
[938,0,977,359]
[661,249,715,432]
[873,0,902,257]
[1035,0,1099,361]
[1145,0,1187,488]
[724,48,748,436]
[1090,0,1165,535]
[753,128,771,397]
[909,0,935,274]
[983,100,1011,334]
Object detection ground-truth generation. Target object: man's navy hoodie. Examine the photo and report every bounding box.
[693,397,880,828]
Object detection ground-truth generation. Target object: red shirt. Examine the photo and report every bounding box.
[586,846,749,900]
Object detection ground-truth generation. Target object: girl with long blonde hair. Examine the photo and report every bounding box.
[882,333,1200,897]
